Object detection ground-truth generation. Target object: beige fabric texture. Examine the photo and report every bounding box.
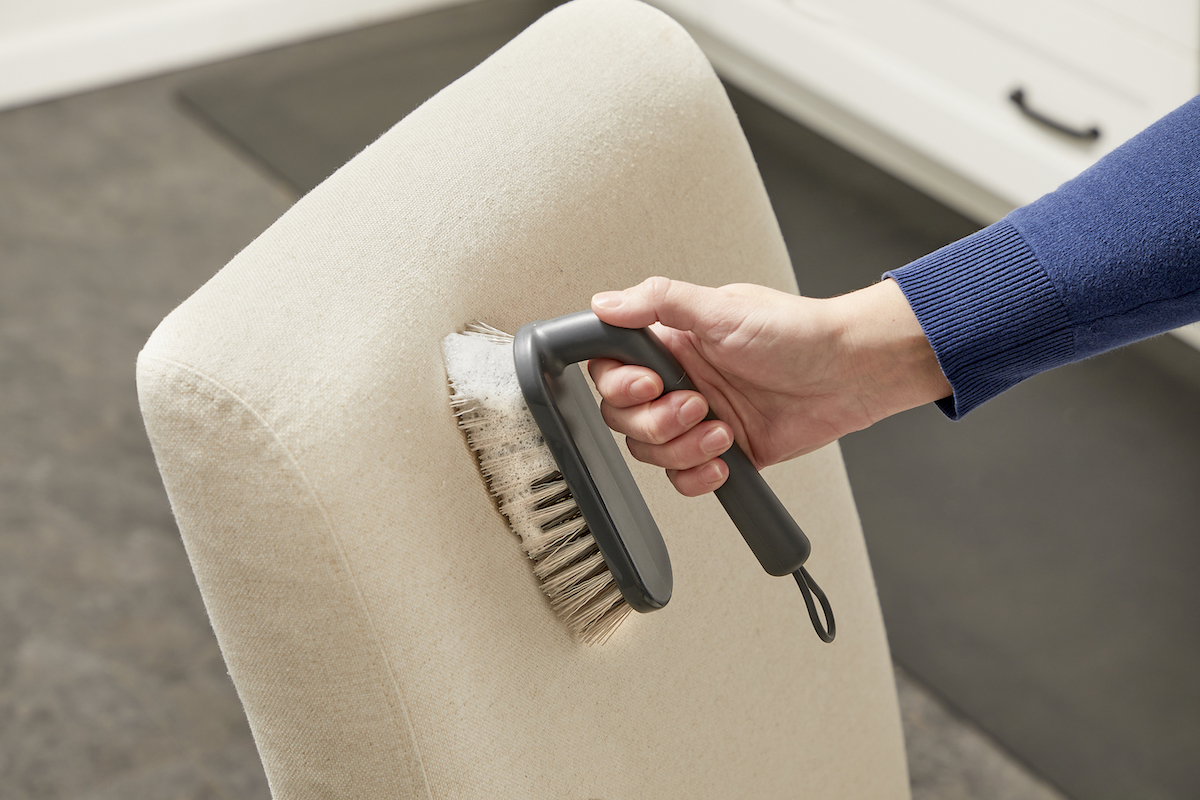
[137,1,910,797]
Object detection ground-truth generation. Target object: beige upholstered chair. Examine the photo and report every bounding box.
[137,1,909,796]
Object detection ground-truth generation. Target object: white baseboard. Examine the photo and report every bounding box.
[0,0,471,111]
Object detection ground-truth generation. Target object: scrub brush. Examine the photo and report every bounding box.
[442,311,834,645]
[444,322,635,643]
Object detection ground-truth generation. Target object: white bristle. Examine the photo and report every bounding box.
[442,323,631,645]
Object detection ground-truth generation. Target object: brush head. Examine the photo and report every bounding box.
[443,324,632,644]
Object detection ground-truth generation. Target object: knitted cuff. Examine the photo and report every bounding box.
[884,219,1075,419]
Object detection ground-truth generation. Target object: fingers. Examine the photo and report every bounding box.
[587,358,662,409]
[591,276,717,334]
[588,276,755,498]
[667,460,730,497]
[588,358,734,477]
[594,378,709,448]
[624,417,733,470]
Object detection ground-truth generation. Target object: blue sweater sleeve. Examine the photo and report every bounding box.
[885,95,1200,419]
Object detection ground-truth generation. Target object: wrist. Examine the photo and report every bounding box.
[834,279,952,422]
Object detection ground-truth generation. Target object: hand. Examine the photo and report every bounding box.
[588,276,951,496]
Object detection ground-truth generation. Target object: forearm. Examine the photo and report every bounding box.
[887,95,1200,418]
[829,279,951,424]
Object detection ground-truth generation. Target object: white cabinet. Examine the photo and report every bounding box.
[652,0,1199,223]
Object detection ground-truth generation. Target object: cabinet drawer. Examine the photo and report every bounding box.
[833,0,1192,147]
[920,0,1197,115]
[1062,0,1199,53]
[660,0,1198,210]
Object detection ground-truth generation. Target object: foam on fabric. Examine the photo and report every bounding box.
[442,325,552,544]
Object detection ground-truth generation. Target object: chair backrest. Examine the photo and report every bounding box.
[137,1,909,796]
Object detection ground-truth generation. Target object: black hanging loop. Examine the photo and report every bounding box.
[794,566,836,643]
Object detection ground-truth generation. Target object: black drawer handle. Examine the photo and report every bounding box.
[1010,88,1101,141]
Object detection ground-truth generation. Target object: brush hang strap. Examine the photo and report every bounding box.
[794,567,835,643]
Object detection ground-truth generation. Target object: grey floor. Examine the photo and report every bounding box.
[4,2,1194,799]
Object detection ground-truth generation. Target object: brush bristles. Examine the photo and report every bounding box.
[443,323,631,645]
[521,471,632,643]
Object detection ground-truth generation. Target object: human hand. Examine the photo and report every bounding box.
[588,276,951,496]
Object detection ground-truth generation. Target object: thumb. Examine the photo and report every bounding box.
[591,276,723,335]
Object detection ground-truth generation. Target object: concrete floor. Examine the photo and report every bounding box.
[0,40,1068,800]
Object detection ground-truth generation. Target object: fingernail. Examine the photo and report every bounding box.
[701,462,725,485]
[631,376,658,401]
[592,291,624,310]
[701,426,731,455]
[677,396,707,426]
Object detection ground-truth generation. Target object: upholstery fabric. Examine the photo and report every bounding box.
[137,1,909,797]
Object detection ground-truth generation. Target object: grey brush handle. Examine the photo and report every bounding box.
[531,311,811,577]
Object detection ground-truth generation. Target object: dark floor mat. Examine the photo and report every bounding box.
[179,0,561,194]
[841,335,1200,800]
[177,4,1200,798]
